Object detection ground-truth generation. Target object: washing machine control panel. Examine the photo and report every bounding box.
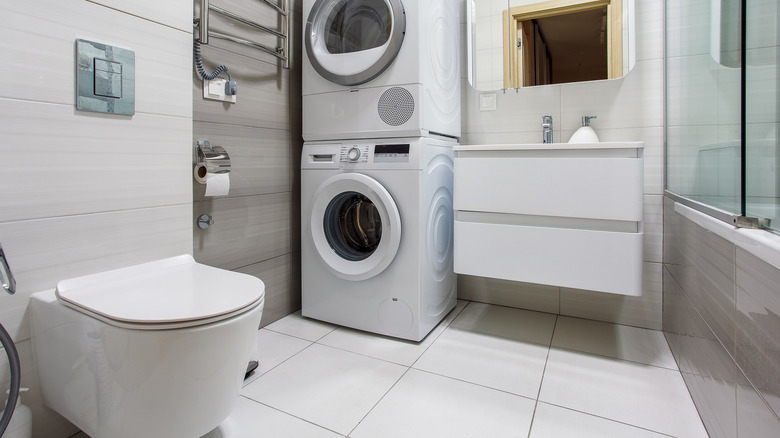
[339,143,411,165]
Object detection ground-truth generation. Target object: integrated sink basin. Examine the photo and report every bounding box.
[453,142,644,296]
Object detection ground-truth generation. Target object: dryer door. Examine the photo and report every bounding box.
[310,173,402,281]
[305,0,406,86]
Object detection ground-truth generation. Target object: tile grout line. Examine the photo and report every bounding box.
[342,299,471,438]
[242,335,318,387]
[535,400,678,438]
[342,301,472,437]
[346,366,414,438]
[526,314,558,438]
[237,395,346,437]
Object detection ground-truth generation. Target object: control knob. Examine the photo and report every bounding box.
[347,147,361,162]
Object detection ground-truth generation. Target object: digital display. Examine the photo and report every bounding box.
[375,144,410,155]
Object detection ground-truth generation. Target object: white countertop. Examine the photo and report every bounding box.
[455,142,644,151]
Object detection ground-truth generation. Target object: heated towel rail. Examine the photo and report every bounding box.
[195,0,291,69]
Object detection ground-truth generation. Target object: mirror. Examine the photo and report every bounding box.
[467,0,635,90]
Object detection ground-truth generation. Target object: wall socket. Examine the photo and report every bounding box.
[202,78,237,103]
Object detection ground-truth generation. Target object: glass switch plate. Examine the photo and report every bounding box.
[75,39,135,115]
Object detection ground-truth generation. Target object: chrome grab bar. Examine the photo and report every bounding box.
[0,243,16,295]
[197,0,291,69]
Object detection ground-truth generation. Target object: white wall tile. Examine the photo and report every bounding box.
[461,82,561,136]
[745,0,779,50]
[0,205,193,342]
[665,0,712,58]
[0,99,191,222]
[0,0,192,117]
[90,0,192,32]
[633,0,663,62]
[560,59,664,132]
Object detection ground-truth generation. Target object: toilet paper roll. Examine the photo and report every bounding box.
[205,172,230,197]
[194,163,208,184]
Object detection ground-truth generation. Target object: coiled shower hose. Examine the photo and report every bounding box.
[0,322,21,436]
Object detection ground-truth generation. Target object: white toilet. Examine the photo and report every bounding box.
[30,255,264,438]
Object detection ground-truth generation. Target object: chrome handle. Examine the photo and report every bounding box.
[0,243,17,295]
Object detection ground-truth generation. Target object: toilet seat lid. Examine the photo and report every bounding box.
[55,255,265,329]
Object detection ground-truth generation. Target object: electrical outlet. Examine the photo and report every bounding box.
[202,78,237,103]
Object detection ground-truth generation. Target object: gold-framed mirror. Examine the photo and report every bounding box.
[467,0,635,90]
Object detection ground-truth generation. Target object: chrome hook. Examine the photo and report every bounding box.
[0,243,17,295]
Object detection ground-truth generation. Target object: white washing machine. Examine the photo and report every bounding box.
[302,0,461,141]
[301,137,457,341]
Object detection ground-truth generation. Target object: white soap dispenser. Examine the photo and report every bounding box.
[1,388,32,438]
[568,116,600,143]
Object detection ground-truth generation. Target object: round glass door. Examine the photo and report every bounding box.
[310,173,402,281]
[306,0,406,85]
[323,192,382,261]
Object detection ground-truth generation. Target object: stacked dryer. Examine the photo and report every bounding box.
[301,0,461,341]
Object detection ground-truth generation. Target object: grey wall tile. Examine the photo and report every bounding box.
[737,380,780,437]
[194,45,296,130]
[457,275,560,314]
[193,193,292,271]
[664,271,740,438]
[735,247,780,418]
[686,219,737,354]
[560,262,663,330]
[194,122,293,200]
[679,371,736,438]
[663,266,712,339]
[193,0,302,327]
[664,198,737,354]
[663,195,780,438]
[644,195,664,263]
[236,253,301,328]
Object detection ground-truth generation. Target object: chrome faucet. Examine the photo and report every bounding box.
[542,115,553,143]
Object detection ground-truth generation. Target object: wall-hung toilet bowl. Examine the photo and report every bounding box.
[30,255,264,438]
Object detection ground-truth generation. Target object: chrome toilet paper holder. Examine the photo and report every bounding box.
[194,140,231,182]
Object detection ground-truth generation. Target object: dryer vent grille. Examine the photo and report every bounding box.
[377,87,415,126]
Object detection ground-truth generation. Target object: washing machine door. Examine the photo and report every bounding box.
[310,173,402,281]
[305,0,406,86]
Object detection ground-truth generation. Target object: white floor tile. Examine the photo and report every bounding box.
[240,343,406,435]
[316,300,468,366]
[351,369,536,438]
[202,397,342,438]
[529,402,668,438]
[551,316,678,369]
[539,349,708,437]
[450,302,557,345]
[413,327,549,398]
[263,310,337,342]
[243,329,312,386]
